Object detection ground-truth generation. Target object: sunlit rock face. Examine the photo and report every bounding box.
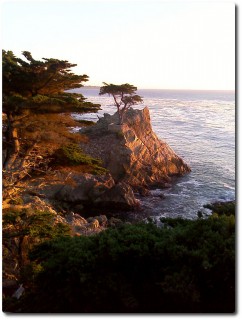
[81,107,191,189]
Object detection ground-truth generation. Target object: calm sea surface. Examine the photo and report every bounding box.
[72,88,235,219]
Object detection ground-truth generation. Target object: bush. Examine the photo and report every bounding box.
[57,143,97,165]
[2,208,71,279]
[54,143,108,175]
[12,213,235,313]
[204,201,235,217]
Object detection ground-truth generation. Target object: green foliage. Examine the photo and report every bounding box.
[99,82,139,96]
[58,143,90,165]
[2,50,100,115]
[2,49,100,174]
[56,143,99,165]
[55,143,108,174]
[99,82,143,124]
[204,201,235,217]
[2,208,71,270]
[3,209,70,238]
[90,164,109,175]
[13,213,235,313]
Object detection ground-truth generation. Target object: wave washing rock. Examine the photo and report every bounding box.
[80,107,191,189]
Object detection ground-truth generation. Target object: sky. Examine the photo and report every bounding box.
[1,0,235,90]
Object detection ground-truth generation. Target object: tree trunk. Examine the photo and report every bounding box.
[117,106,122,125]
[119,104,128,125]
[3,113,20,170]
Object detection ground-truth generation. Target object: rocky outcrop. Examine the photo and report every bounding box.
[80,107,190,188]
[20,107,190,216]
[55,173,139,211]
[7,194,124,237]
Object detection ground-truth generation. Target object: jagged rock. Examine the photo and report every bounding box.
[88,219,100,229]
[73,213,87,223]
[60,213,108,236]
[108,217,123,227]
[94,182,140,211]
[94,215,108,227]
[55,173,115,203]
[87,215,108,227]
[55,173,138,211]
[137,187,151,197]
[65,212,87,225]
[80,107,191,189]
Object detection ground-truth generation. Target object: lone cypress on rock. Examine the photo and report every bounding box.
[80,106,191,189]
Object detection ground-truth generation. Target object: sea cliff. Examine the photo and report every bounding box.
[80,107,190,189]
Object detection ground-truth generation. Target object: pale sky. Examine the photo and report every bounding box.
[1,0,235,90]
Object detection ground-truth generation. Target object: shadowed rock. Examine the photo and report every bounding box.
[55,173,139,211]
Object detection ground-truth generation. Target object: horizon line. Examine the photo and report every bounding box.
[83,85,235,92]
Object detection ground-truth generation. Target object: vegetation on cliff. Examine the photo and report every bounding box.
[3,202,235,313]
[2,50,107,300]
[2,50,100,200]
[3,208,71,272]
[54,143,108,175]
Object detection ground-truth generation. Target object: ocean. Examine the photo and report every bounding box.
[72,88,235,220]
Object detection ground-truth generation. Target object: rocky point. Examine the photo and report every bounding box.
[80,107,191,189]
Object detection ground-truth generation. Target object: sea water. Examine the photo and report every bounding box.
[72,88,235,219]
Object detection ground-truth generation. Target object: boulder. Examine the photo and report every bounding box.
[55,173,138,211]
[94,182,140,211]
[137,186,151,197]
[88,215,108,227]
[55,173,115,204]
[108,217,123,227]
[88,219,100,229]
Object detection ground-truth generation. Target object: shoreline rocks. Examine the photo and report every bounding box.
[54,173,140,212]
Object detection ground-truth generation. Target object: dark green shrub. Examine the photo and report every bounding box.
[204,200,235,217]
[54,143,108,174]
[12,213,235,313]
[57,143,97,165]
[2,209,71,271]
[90,164,109,175]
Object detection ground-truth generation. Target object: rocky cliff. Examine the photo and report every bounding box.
[81,107,191,189]
[16,107,190,218]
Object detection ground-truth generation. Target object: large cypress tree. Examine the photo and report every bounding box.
[2,50,100,192]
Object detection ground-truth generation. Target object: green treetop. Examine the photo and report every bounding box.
[2,50,100,173]
[99,82,143,124]
[2,50,100,115]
